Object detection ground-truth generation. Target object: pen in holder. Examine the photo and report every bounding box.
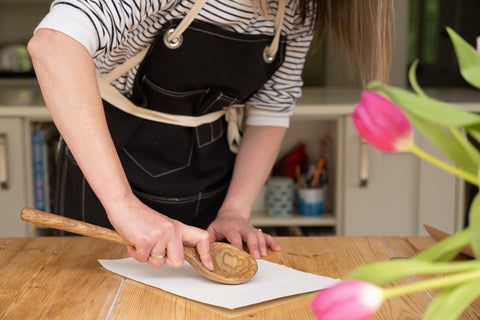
[297,157,326,217]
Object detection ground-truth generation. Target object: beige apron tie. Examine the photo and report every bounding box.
[224,104,245,153]
[96,0,285,153]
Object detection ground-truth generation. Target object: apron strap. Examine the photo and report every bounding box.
[166,0,285,61]
[96,0,285,153]
[165,0,209,45]
[96,73,226,127]
[264,0,285,62]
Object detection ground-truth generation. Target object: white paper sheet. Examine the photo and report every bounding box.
[99,258,339,309]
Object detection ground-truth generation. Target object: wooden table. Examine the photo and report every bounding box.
[1,236,479,319]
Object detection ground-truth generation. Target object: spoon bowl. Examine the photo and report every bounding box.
[20,207,257,284]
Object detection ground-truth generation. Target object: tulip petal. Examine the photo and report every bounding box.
[352,92,413,153]
[311,280,383,320]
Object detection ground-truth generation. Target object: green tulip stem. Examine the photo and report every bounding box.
[409,144,478,186]
[382,269,480,300]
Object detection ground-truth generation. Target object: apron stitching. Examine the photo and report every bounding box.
[56,139,68,236]
[133,185,226,203]
[188,26,279,43]
[81,176,86,222]
[121,140,194,178]
[209,123,214,141]
[196,92,228,148]
[196,123,226,148]
[193,192,201,219]
[202,92,224,114]
[142,76,207,97]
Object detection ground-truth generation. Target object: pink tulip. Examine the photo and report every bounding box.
[352,91,413,153]
[477,36,480,54]
[311,280,383,320]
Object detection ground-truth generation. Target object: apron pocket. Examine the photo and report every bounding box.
[142,75,207,115]
[194,93,237,148]
[121,120,193,178]
[133,181,229,228]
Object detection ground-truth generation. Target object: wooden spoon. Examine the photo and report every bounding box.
[20,207,258,284]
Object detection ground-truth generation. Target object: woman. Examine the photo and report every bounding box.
[28,0,394,270]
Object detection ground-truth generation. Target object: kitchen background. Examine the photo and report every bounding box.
[1,0,479,85]
[1,0,479,238]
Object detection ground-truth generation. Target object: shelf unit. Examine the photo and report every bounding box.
[5,81,478,237]
[250,211,336,227]
[0,80,357,236]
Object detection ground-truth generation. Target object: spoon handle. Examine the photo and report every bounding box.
[21,207,134,246]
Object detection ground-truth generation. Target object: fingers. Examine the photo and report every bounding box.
[246,228,266,259]
[227,232,244,251]
[123,219,184,268]
[163,240,184,268]
[182,224,214,271]
[264,233,282,252]
[246,229,281,259]
[207,217,281,259]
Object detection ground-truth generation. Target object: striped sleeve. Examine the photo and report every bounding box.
[35,0,170,57]
[246,26,312,127]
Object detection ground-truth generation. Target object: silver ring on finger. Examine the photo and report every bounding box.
[150,250,166,260]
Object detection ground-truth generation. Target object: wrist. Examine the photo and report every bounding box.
[101,189,140,218]
[217,199,252,221]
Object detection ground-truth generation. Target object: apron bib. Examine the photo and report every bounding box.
[55,4,286,230]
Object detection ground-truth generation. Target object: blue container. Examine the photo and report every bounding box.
[297,188,324,217]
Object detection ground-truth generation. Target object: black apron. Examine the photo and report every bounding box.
[55,18,286,231]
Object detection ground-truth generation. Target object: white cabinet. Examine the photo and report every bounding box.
[341,86,480,236]
[0,118,29,236]
[342,117,437,236]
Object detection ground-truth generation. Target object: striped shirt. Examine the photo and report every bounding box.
[36,0,314,127]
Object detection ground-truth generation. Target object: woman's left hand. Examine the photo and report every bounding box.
[207,213,281,259]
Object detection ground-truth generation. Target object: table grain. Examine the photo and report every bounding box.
[0,236,478,319]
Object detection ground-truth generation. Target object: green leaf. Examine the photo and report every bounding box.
[408,59,427,97]
[468,191,480,258]
[423,280,480,320]
[465,125,480,147]
[344,259,480,286]
[447,126,480,167]
[414,228,471,262]
[466,125,480,138]
[446,27,480,89]
[368,81,480,127]
[407,113,478,175]
[403,60,480,175]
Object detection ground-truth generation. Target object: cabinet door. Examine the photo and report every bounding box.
[342,117,418,236]
[342,117,458,236]
[415,133,458,235]
[0,118,28,237]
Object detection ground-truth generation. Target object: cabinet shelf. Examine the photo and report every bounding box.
[250,211,336,227]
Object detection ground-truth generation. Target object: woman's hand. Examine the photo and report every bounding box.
[106,195,214,270]
[206,125,286,258]
[207,211,281,259]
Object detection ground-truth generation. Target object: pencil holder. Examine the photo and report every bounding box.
[297,187,324,217]
[265,176,295,217]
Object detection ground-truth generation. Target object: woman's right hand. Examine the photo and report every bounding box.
[105,194,213,271]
